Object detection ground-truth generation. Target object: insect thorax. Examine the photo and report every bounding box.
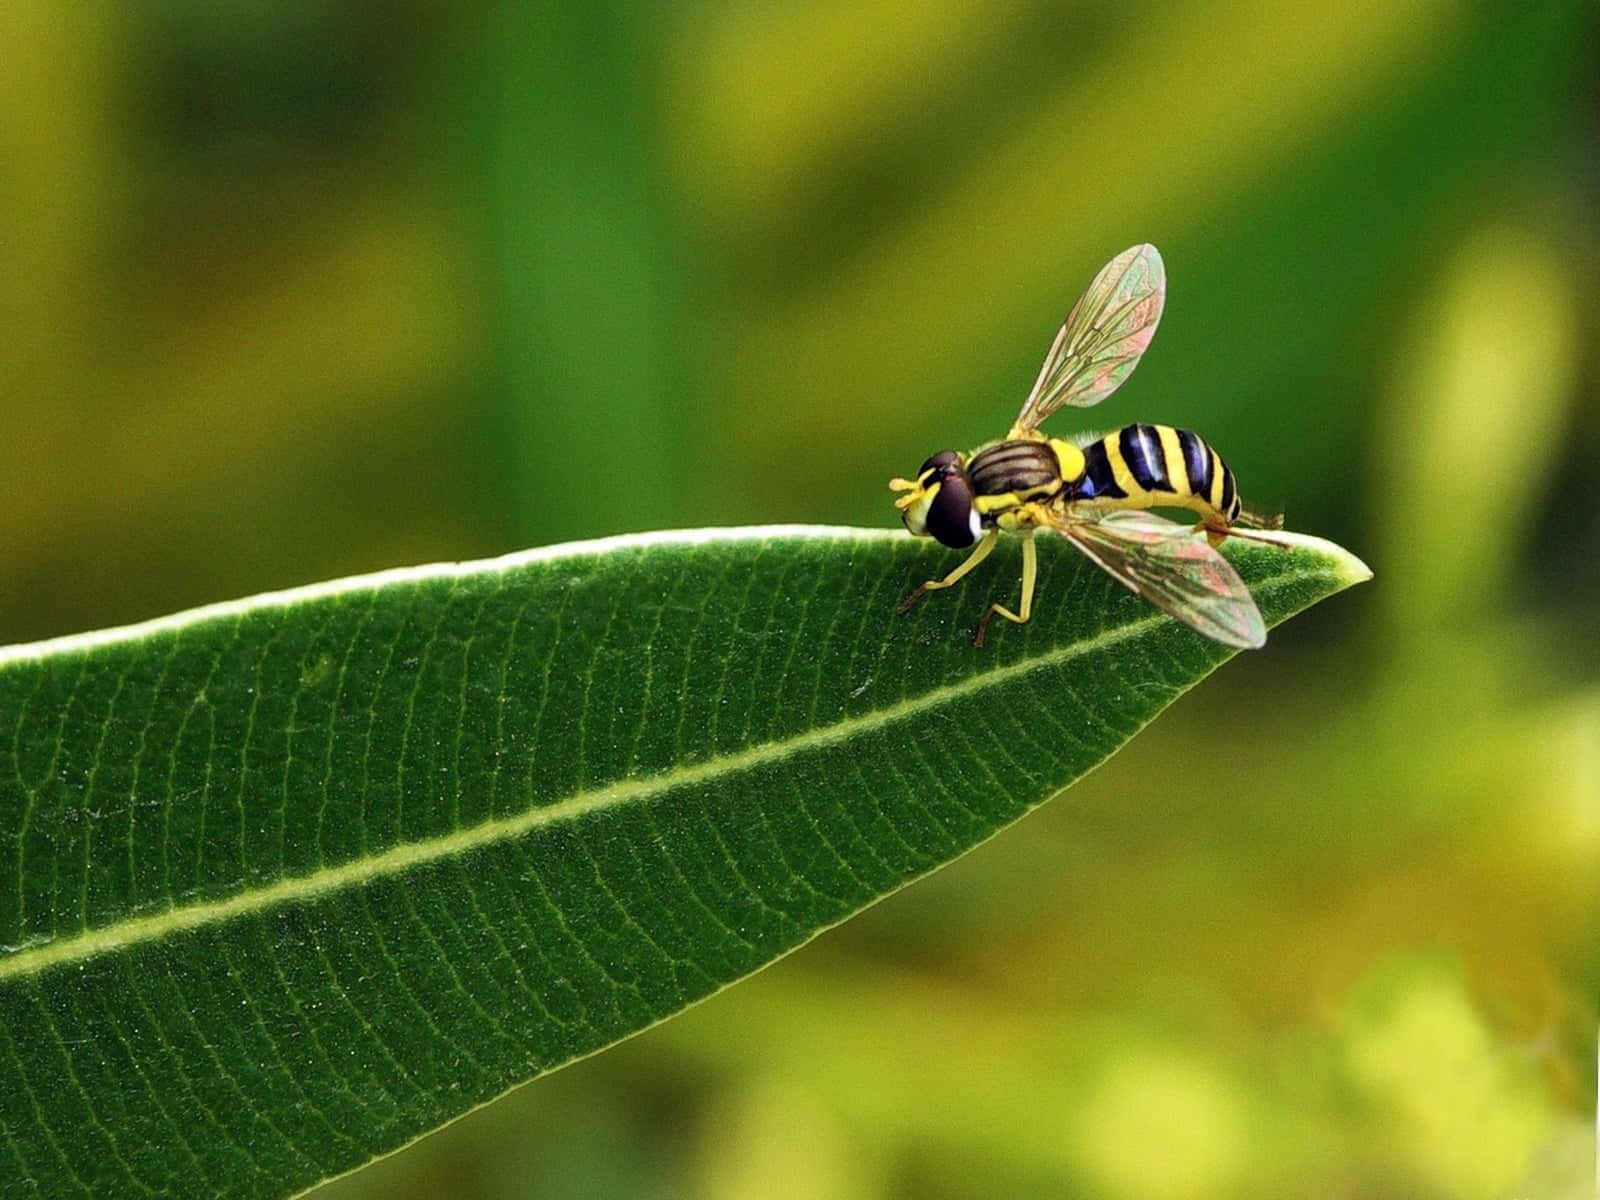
[968,439,1064,496]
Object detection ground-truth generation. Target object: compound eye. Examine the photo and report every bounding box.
[925,472,979,548]
[919,450,962,477]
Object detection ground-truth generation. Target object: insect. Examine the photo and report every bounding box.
[889,243,1281,648]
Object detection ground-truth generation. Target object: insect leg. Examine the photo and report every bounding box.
[1195,521,1295,551]
[896,529,999,615]
[974,531,1037,646]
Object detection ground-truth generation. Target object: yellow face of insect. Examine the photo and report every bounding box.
[889,474,935,537]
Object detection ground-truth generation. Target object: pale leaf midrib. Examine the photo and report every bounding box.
[0,557,1348,982]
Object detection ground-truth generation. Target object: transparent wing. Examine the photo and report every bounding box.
[1013,244,1166,434]
[1051,510,1265,648]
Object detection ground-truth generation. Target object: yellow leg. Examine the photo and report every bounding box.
[897,530,999,615]
[974,531,1037,646]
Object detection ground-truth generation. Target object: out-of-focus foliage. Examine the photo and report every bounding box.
[0,0,1593,1197]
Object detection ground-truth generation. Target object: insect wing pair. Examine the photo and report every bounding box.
[971,243,1265,648]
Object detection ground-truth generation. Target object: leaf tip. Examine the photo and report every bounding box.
[1302,535,1373,590]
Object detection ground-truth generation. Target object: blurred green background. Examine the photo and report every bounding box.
[3,1,1597,1196]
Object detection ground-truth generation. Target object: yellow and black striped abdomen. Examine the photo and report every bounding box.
[1073,424,1241,525]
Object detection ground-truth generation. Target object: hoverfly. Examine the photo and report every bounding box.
[889,244,1280,648]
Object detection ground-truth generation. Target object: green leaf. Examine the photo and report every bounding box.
[0,525,1367,1198]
